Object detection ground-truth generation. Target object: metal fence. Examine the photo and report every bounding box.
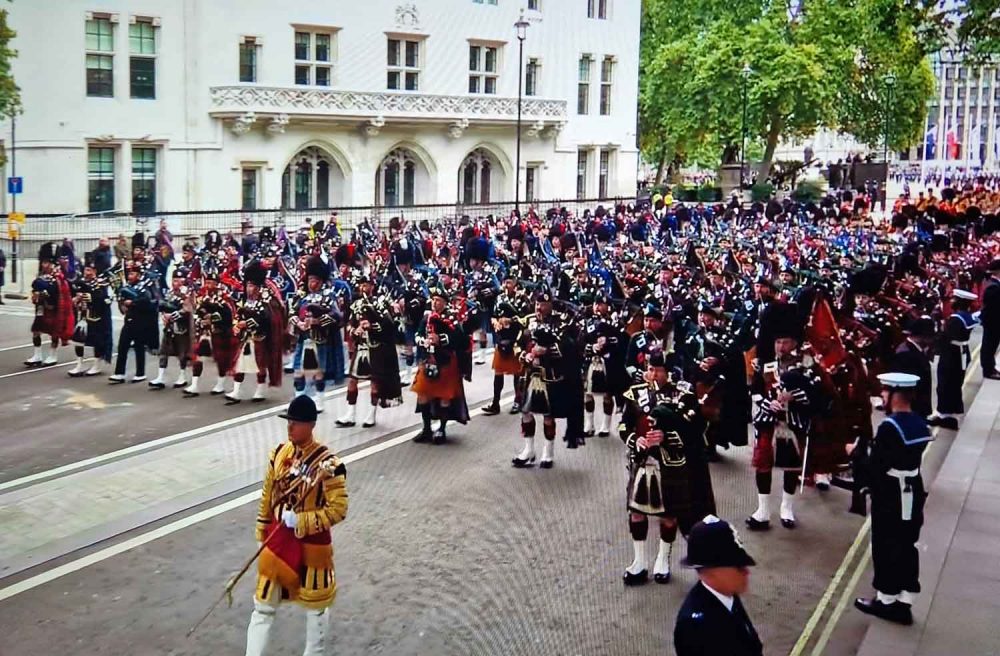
[1,197,633,289]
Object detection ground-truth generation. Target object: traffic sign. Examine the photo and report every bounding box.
[8,211,24,223]
[7,176,22,195]
[7,223,18,239]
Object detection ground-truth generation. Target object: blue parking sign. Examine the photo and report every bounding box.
[7,177,22,194]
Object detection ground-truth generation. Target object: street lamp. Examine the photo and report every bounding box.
[882,72,897,205]
[740,63,752,195]
[514,12,529,214]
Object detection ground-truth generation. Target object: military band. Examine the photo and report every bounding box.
[20,184,1000,641]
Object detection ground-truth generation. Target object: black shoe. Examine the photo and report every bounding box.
[539,459,554,469]
[816,480,830,492]
[938,416,959,430]
[284,366,295,374]
[413,429,433,443]
[926,415,942,427]
[224,395,241,406]
[745,516,771,531]
[508,402,521,415]
[432,429,447,444]
[874,402,885,412]
[210,389,225,396]
[598,430,610,438]
[781,517,797,529]
[854,598,913,625]
[481,402,500,416]
[173,380,188,388]
[584,428,595,437]
[623,569,649,587]
[108,377,126,385]
[511,455,536,468]
[67,370,86,378]
[653,572,672,584]
[706,447,722,463]
[182,390,199,398]
[148,381,165,390]
[984,372,1000,380]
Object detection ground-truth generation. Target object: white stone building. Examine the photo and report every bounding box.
[3,0,640,216]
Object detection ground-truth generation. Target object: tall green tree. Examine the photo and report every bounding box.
[0,3,21,165]
[639,0,937,180]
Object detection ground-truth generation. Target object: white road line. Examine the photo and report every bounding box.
[0,348,494,491]
[0,361,81,379]
[0,382,358,493]
[0,393,513,602]
[0,343,33,352]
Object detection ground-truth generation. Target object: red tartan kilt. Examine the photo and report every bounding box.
[211,333,238,374]
[411,358,463,401]
[31,313,55,335]
[492,350,522,376]
[751,428,774,472]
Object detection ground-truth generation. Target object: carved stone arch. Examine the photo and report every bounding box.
[280,141,351,209]
[374,141,437,207]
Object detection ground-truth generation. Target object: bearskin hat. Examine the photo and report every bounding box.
[507,224,525,242]
[204,230,222,251]
[532,286,554,304]
[392,239,414,266]
[466,236,490,263]
[905,316,936,338]
[930,232,950,253]
[131,232,146,251]
[848,265,887,296]
[243,259,266,287]
[559,232,578,254]
[37,242,56,263]
[305,256,329,283]
[389,216,402,232]
[769,302,803,341]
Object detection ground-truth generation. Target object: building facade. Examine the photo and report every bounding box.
[4,0,640,215]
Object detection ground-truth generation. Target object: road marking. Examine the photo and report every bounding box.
[788,518,871,656]
[0,343,33,352]
[810,551,872,656]
[790,343,981,653]
[0,381,358,493]
[0,392,513,602]
[0,348,495,491]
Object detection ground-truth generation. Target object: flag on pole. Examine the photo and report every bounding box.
[924,125,936,160]
[946,120,959,160]
[805,296,847,371]
[969,122,981,165]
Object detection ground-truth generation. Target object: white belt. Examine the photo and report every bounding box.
[887,468,919,521]
[951,340,969,346]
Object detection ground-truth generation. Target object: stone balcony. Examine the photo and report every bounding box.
[208,85,568,138]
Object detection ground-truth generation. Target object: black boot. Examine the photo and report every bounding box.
[622,569,649,587]
[745,516,771,531]
[854,598,913,625]
[482,401,501,416]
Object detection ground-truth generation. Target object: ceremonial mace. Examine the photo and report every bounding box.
[186,459,336,638]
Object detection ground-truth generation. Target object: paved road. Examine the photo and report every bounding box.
[0,296,985,655]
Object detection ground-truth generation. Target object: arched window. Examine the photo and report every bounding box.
[377,149,417,207]
[282,146,339,209]
[459,149,495,204]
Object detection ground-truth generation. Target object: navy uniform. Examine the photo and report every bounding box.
[979,259,1000,379]
[674,516,762,656]
[928,290,978,430]
[855,373,932,626]
[889,317,935,419]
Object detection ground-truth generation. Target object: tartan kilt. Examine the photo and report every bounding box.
[492,349,522,376]
[626,461,691,518]
[210,332,238,375]
[411,358,464,401]
[160,330,192,359]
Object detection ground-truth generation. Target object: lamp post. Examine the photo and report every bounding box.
[740,63,752,195]
[882,72,897,208]
[514,12,529,214]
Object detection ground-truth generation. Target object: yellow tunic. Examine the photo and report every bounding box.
[254,440,348,610]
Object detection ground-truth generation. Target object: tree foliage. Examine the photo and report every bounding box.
[639,0,938,180]
[0,4,21,166]
[951,0,1000,61]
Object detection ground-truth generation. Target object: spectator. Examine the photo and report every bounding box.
[113,234,129,264]
[0,244,6,304]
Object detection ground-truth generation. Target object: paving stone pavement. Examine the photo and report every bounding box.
[0,364,499,580]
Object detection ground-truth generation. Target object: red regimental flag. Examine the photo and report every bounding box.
[806,297,847,371]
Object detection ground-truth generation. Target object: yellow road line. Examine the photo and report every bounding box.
[790,343,982,655]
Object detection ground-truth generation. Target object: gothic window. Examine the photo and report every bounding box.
[282,146,337,209]
[459,149,494,204]
[377,149,417,207]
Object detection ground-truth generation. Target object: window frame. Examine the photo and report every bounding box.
[131,146,157,215]
[600,56,614,115]
[577,54,593,115]
[598,149,611,198]
[88,146,116,212]
[387,36,422,92]
[525,57,539,97]
[85,17,115,98]
[576,149,589,199]
[129,19,157,99]
[241,167,259,210]
[293,28,335,87]
[239,37,259,83]
[468,43,500,95]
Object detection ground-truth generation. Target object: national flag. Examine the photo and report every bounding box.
[805,296,847,371]
[923,126,936,160]
[968,122,981,164]
[946,119,960,160]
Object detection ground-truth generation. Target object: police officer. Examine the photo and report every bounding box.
[854,372,931,626]
[674,515,762,656]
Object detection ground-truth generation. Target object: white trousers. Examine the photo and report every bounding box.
[245,598,328,656]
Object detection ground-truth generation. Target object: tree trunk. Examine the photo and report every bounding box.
[757,117,784,182]
[653,144,669,187]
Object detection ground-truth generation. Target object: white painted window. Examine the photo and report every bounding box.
[576,149,589,199]
[587,0,608,19]
[129,18,157,99]
[469,44,499,95]
[239,37,259,83]
[525,58,539,96]
[294,30,334,87]
[387,38,420,91]
[85,16,114,98]
[600,56,614,115]
[578,54,593,115]
[599,149,613,197]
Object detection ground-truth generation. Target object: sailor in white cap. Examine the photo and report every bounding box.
[854,372,932,626]
[928,289,979,430]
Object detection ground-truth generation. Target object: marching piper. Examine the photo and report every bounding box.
[26,242,75,367]
[289,256,341,413]
[109,259,159,384]
[148,267,194,390]
[854,372,932,626]
[227,260,286,404]
[67,250,114,377]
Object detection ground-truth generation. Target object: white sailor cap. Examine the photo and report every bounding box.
[877,372,921,388]
[953,289,977,301]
